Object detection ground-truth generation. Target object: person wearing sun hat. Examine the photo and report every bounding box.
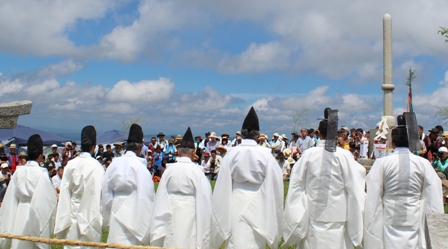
[0,134,57,249]
[211,107,283,249]
[102,124,155,246]
[54,125,105,248]
[150,127,212,248]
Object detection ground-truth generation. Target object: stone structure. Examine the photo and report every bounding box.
[0,101,32,128]
[382,13,396,150]
[426,213,448,249]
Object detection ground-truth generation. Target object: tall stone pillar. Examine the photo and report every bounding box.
[382,13,396,149]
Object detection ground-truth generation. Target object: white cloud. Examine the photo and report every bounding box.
[106,78,175,103]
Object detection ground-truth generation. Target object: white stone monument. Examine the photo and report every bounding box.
[0,101,32,128]
[382,13,396,150]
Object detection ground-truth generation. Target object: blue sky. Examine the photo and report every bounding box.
[0,0,447,139]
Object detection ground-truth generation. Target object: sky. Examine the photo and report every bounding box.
[0,0,448,139]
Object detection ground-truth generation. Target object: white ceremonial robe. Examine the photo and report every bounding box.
[283,140,366,249]
[102,151,155,246]
[54,152,105,249]
[364,147,444,249]
[150,157,212,249]
[0,161,57,249]
[211,139,283,249]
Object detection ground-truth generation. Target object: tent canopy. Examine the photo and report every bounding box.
[95,129,128,145]
[0,125,69,146]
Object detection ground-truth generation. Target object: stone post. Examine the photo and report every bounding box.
[0,101,32,128]
[382,13,396,150]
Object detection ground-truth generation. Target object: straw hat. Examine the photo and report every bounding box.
[9,144,16,149]
[209,132,218,139]
[19,151,27,158]
[287,157,296,165]
[113,142,123,147]
[281,134,289,140]
[216,145,227,153]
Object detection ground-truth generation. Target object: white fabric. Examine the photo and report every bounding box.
[211,139,283,249]
[102,151,155,246]
[150,157,212,248]
[0,161,57,249]
[52,174,62,189]
[54,152,105,249]
[364,147,444,249]
[283,140,366,249]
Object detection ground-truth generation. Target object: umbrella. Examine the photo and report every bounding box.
[0,125,69,146]
[96,129,128,145]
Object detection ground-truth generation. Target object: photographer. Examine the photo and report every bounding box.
[431,146,448,178]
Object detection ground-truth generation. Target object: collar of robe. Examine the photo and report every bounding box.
[241,139,257,146]
[78,152,93,158]
[123,151,138,157]
[26,160,39,167]
[176,156,194,163]
[394,147,410,153]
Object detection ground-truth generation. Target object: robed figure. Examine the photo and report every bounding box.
[102,124,155,245]
[364,115,444,249]
[211,107,284,249]
[54,126,105,248]
[0,134,57,249]
[150,127,212,248]
[283,108,366,249]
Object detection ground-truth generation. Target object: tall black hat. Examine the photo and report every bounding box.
[318,107,331,131]
[27,134,43,156]
[180,127,195,149]
[242,106,260,132]
[81,125,96,146]
[128,124,143,143]
[392,114,409,146]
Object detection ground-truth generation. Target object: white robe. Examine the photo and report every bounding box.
[150,157,212,248]
[364,147,444,249]
[211,139,283,249]
[0,161,57,249]
[102,151,155,246]
[54,152,105,249]
[283,140,366,249]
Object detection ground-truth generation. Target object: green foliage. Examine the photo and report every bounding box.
[435,107,448,123]
[439,27,448,43]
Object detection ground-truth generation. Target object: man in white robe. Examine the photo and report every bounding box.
[0,134,57,249]
[283,108,366,249]
[211,107,284,249]
[102,124,155,246]
[150,127,212,248]
[54,125,105,249]
[364,115,444,249]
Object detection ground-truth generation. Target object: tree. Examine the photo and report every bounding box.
[292,108,311,132]
[121,117,148,132]
[405,68,415,112]
[438,26,448,43]
[436,107,448,123]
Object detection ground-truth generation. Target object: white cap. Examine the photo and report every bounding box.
[1,163,9,168]
[273,133,279,137]
[438,147,448,153]
[51,144,58,148]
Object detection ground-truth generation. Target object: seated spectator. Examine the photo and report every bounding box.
[1,163,11,186]
[153,146,164,173]
[102,144,114,163]
[52,165,64,196]
[201,152,211,178]
[216,145,227,158]
[432,147,448,178]
[61,142,74,166]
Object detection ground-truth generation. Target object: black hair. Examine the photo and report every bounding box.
[106,144,111,149]
[81,144,94,153]
[392,128,409,148]
[28,153,40,161]
[210,150,217,154]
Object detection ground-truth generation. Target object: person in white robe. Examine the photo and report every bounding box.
[211,107,284,249]
[0,134,57,249]
[54,125,105,249]
[283,108,366,249]
[150,127,212,248]
[102,124,155,246]
[364,115,444,249]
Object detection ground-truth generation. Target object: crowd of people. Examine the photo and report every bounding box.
[0,106,445,249]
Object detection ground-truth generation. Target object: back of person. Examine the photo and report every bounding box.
[227,143,272,184]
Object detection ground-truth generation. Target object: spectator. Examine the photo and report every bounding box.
[194,136,203,163]
[61,142,73,166]
[95,144,104,158]
[431,147,448,178]
[148,137,158,152]
[206,132,220,153]
[209,150,221,180]
[258,133,270,148]
[281,134,289,150]
[52,165,64,195]
[102,144,114,163]
[276,152,286,170]
[338,126,350,149]
[270,133,281,154]
[153,146,164,172]
[283,149,295,181]
[18,152,27,166]
[427,127,442,162]
[201,152,211,178]
[349,141,359,160]
[140,139,148,159]
[296,128,314,155]
[1,163,11,185]
[216,145,227,158]
[231,135,242,147]
[165,138,177,162]
[174,134,182,147]
[7,144,19,174]
[221,137,230,150]
[157,132,168,152]
[113,142,123,157]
